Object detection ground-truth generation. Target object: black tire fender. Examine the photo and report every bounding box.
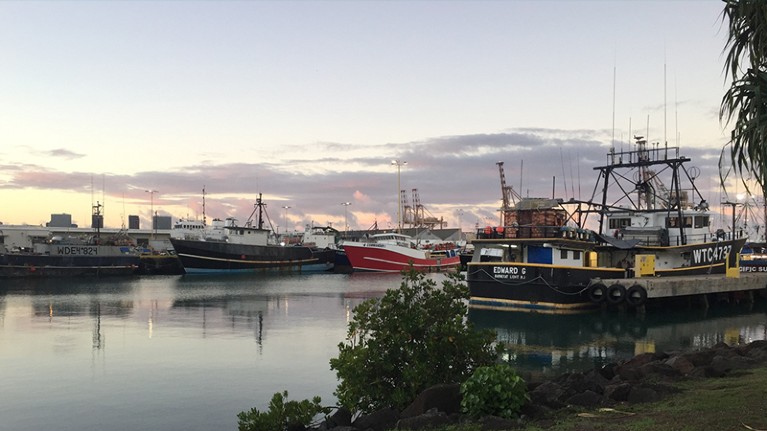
[607,284,626,305]
[587,283,607,303]
[626,284,648,307]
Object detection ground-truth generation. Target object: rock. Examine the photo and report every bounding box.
[326,407,353,428]
[584,368,611,391]
[396,408,455,430]
[529,381,567,409]
[597,363,618,380]
[736,340,767,361]
[665,355,696,375]
[560,372,605,395]
[627,386,660,403]
[400,384,461,418]
[682,349,717,367]
[622,352,660,368]
[353,407,399,431]
[616,364,643,382]
[603,383,632,401]
[638,362,681,380]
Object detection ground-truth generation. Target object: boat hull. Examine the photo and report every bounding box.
[343,242,461,273]
[170,239,334,274]
[0,253,140,278]
[467,263,624,313]
[468,237,747,313]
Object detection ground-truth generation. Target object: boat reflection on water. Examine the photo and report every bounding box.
[469,303,767,382]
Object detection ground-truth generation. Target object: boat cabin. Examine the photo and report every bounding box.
[606,210,712,247]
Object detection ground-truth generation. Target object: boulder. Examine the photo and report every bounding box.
[528,381,567,409]
[400,384,461,418]
[665,355,696,375]
[627,386,660,403]
[603,383,632,402]
[565,390,603,407]
[326,407,353,428]
[396,408,455,430]
[353,407,399,431]
[682,349,717,367]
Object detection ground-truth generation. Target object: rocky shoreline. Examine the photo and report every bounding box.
[308,339,767,431]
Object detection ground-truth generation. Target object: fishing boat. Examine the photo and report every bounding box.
[342,232,461,272]
[169,194,335,274]
[0,203,141,278]
[467,137,747,313]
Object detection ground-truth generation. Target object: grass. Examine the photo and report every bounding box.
[428,365,767,431]
[521,366,767,431]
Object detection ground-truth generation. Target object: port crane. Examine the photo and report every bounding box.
[497,161,521,226]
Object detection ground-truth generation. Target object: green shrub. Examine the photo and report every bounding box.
[330,270,500,414]
[237,391,330,431]
[460,364,528,419]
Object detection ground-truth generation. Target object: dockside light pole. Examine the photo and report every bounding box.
[145,189,158,239]
[282,205,291,242]
[391,159,406,233]
[342,202,351,238]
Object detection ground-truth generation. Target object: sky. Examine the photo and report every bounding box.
[0,0,748,234]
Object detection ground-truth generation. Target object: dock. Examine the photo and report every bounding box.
[599,272,767,299]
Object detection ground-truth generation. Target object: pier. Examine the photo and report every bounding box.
[596,272,767,309]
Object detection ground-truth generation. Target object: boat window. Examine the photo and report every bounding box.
[479,247,504,263]
[694,216,709,228]
[666,217,679,228]
[560,249,568,259]
[573,250,581,260]
[608,218,631,229]
[683,217,693,228]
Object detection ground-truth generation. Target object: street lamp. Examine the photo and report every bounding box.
[391,159,407,233]
[145,189,158,239]
[282,206,291,242]
[457,209,464,242]
[341,202,351,238]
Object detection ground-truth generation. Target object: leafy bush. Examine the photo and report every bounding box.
[237,391,330,431]
[460,364,528,419]
[330,270,500,414]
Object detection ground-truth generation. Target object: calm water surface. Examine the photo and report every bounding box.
[0,273,765,431]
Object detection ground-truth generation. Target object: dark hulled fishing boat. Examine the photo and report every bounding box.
[0,203,141,278]
[169,194,334,274]
[467,138,747,313]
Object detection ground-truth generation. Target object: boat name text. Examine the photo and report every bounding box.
[492,265,528,280]
[691,244,732,265]
[55,246,99,256]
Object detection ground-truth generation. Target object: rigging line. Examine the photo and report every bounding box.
[611,63,616,149]
[577,149,582,200]
[560,146,568,201]
[569,150,575,200]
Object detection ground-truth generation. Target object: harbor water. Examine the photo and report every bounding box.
[0,273,765,431]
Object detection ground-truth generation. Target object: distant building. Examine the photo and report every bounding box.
[128,215,140,230]
[47,213,76,228]
[92,214,104,229]
[154,215,172,230]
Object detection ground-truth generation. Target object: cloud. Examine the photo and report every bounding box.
[0,127,736,230]
[46,148,85,159]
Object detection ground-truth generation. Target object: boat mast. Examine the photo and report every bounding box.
[202,186,207,227]
[257,193,264,230]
